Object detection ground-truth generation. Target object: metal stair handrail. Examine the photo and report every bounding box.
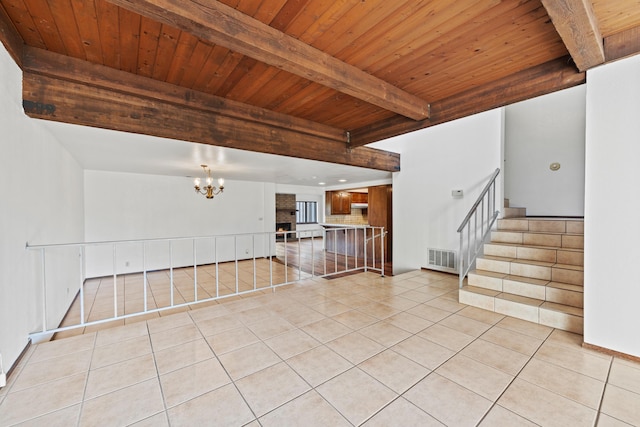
[457,168,500,288]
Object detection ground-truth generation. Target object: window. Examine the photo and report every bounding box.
[296,201,318,224]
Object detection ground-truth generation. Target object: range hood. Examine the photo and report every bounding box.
[351,202,368,209]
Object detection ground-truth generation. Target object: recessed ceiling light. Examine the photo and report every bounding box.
[338,179,347,182]
[318,182,326,185]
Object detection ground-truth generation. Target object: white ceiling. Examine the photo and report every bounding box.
[40,120,396,187]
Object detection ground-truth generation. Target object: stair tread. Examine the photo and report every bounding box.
[469,269,508,279]
[554,263,584,271]
[503,275,549,286]
[547,282,583,291]
[477,255,584,270]
[496,292,544,307]
[460,285,500,297]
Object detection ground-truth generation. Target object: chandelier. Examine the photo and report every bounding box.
[194,164,224,199]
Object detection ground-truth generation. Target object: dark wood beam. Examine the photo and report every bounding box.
[22,72,400,172]
[104,0,429,120]
[22,47,345,143]
[540,0,604,71]
[0,4,24,67]
[604,25,640,63]
[350,57,585,146]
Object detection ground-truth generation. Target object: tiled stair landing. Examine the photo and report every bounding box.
[460,217,584,334]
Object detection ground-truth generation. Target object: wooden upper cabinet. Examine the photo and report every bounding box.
[325,191,352,215]
[350,192,368,203]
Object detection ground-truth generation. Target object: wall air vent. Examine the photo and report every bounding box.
[426,248,457,274]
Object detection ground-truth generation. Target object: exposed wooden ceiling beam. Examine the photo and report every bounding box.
[21,49,400,172]
[604,25,640,62]
[105,0,429,121]
[540,0,605,71]
[350,56,585,146]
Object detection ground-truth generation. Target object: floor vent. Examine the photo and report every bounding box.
[426,248,457,273]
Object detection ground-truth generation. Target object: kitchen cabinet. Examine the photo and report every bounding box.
[350,192,368,203]
[368,185,392,261]
[325,191,352,215]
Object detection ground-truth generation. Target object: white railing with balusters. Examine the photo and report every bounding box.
[457,168,501,288]
[26,225,385,341]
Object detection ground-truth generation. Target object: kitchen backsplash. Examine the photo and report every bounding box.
[325,208,368,225]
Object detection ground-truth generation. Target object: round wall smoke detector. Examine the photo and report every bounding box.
[549,162,561,171]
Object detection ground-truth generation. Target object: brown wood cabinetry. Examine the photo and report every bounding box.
[350,192,368,203]
[325,191,352,215]
[368,185,392,261]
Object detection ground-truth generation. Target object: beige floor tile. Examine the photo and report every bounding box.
[160,358,231,408]
[317,368,397,426]
[425,296,467,313]
[129,411,170,427]
[379,295,421,311]
[436,354,514,401]
[438,313,492,337]
[608,358,640,394]
[479,404,538,426]
[333,293,373,308]
[311,300,352,316]
[535,341,611,381]
[146,311,193,334]
[235,362,310,417]
[259,390,351,427]
[391,335,454,370]
[218,341,281,380]
[357,302,402,319]
[167,383,255,427]
[418,324,475,352]
[236,306,274,325]
[85,353,157,399]
[301,318,352,343]
[194,313,244,336]
[11,349,92,392]
[600,384,640,426]
[498,378,597,427]
[384,312,433,334]
[597,413,636,426]
[91,335,152,369]
[404,373,492,426]
[480,326,543,356]
[331,309,378,329]
[359,321,412,347]
[29,333,96,363]
[154,338,215,375]
[286,345,353,387]
[188,303,231,323]
[80,378,165,427]
[0,373,86,426]
[519,358,605,409]
[358,349,430,393]
[263,329,321,359]
[149,323,203,352]
[455,305,505,325]
[362,397,444,426]
[460,339,530,376]
[496,316,552,340]
[326,331,386,365]
[95,321,149,347]
[400,289,437,303]
[246,316,296,340]
[406,304,451,322]
[205,326,259,355]
[12,403,81,427]
[280,306,326,327]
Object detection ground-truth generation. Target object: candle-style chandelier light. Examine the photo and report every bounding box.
[193,164,224,199]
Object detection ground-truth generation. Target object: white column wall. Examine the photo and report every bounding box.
[83,170,275,277]
[0,44,84,370]
[371,109,503,274]
[584,54,640,358]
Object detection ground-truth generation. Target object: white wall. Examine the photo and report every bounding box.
[505,85,586,216]
[372,109,503,274]
[0,44,84,370]
[84,170,276,277]
[275,184,325,237]
[584,54,640,358]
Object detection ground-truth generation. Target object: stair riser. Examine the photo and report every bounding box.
[468,273,503,292]
[539,308,583,334]
[484,244,568,264]
[562,235,584,249]
[476,258,510,275]
[557,250,584,266]
[546,287,584,308]
[497,219,584,234]
[459,289,495,311]
[510,263,551,281]
[503,207,526,218]
[552,268,584,286]
[494,298,540,323]
[503,279,546,300]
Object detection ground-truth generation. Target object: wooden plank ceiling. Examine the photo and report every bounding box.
[1,0,639,171]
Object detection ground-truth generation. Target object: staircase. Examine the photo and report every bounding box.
[459,206,584,334]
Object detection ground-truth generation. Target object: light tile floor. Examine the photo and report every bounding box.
[1,269,639,426]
